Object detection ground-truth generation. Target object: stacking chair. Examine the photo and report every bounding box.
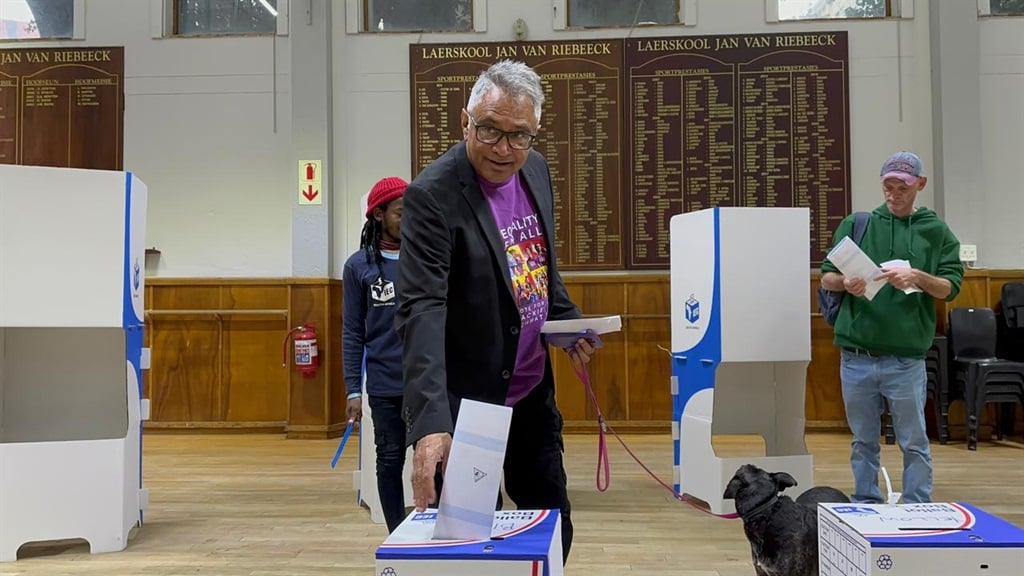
[948,307,1024,451]
[927,335,952,443]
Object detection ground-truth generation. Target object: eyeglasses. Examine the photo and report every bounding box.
[466,112,537,150]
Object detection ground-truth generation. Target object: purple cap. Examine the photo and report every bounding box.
[880,151,923,185]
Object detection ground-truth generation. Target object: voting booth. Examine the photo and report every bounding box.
[670,207,813,514]
[0,165,149,561]
[818,502,1024,575]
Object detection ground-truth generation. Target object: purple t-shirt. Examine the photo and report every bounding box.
[479,173,550,406]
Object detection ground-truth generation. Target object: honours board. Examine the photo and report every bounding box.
[0,47,124,171]
[410,40,624,271]
[409,33,850,270]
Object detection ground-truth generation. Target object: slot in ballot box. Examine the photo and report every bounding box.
[670,207,813,514]
[0,165,149,561]
[818,502,1024,575]
[376,509,563,576]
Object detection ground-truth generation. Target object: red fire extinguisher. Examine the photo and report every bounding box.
[283,324,319,379]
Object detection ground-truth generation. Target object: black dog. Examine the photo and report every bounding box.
[723,464,850,576]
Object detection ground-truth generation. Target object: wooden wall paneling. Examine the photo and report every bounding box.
[147,313,222,422]
[329,282,346,427]
[552,281,587,421]
[285,280,348,438]
[578,281,627,421]
[807,316,845,426]
[624,277,672,421]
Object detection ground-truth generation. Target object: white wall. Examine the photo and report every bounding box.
[13,0,1024,275]
[979,16,1024,268]
[29,0,294,277]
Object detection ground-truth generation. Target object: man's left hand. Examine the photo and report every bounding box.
[568,337,596,364]
[879,267,920,291]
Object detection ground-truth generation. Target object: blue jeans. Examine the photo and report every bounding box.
[840,349,932,503]
[368,394,407,533]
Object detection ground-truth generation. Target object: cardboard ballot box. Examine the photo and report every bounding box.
[375,509,563,576]
[818,502,1024,575]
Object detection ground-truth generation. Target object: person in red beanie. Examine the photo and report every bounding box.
[342,176,408,533]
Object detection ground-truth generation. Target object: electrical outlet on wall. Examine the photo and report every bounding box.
[960,244,978,263]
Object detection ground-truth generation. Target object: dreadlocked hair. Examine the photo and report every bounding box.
[359,216,387,280]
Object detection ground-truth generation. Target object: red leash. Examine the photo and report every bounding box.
[570,358,739,519]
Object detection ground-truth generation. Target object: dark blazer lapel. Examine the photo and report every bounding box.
[520,151,556,255]
[455,144,515,299]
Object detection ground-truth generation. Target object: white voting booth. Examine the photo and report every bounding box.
[0,165,149,561]
[670,207,813,514]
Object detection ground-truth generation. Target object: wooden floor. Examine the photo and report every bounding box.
[5,432,1023,575]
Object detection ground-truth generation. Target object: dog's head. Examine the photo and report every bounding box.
[723,464,798,503]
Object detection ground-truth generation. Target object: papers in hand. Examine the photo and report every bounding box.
[825,236,886,301]
[880,259,923,294]
[540,315,622,335]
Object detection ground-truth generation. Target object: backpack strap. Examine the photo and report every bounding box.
[851,211,870,245]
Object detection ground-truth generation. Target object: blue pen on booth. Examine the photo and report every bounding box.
[330,419,355,469]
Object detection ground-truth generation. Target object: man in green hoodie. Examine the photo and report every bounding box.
[820,151,963,504]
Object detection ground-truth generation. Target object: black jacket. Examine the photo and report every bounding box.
[395,141,581,446]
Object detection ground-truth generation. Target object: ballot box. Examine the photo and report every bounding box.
[818,502,1024,575]
[375,509,563,576]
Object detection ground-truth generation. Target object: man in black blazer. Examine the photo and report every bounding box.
[395,60,594,564]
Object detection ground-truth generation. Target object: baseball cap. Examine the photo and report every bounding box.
[880,151,923,185]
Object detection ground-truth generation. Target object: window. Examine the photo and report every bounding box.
[988,0,1024,15]
[0,0,75,40]
[366,0,472,32]
[567,0,679,28]
[174,0,278,36]
[778,0,892,20]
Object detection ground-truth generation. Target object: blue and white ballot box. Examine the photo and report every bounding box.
[0,165,149,561]
[818,502,1024,575]
[670,207,814,514]
[376,509,563,576]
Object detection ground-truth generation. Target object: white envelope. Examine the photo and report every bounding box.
[432,399,513,541]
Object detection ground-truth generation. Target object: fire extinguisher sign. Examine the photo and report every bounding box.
[298,159,322,205]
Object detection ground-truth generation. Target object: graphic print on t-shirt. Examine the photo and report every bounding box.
[500,215,549,327]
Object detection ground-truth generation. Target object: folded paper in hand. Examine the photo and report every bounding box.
[825,236,886,301]
[881,259,923,294]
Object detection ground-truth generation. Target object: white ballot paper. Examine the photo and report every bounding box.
[825,236,887,301]
[881,259,923,294]
[433,399,513,541]
[540,314,622,335]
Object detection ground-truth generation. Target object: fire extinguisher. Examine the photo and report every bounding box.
[283,324,319,379]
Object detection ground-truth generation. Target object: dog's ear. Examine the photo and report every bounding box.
[723,477,742,499]
[771,472,798,491]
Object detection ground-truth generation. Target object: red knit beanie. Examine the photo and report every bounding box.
[366,176,407,217]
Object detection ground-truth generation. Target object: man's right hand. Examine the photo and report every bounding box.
[346,397,362,424]
[843,275,867,297]
[412,432,452,511]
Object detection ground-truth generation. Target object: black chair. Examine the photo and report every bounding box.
[948,307,1024,450]
[927,335,952,444]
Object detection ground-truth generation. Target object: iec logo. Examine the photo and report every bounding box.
[685,293,700,323]
[380,568,397,576]
[876,554,894,571]
[133,257,141,293]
